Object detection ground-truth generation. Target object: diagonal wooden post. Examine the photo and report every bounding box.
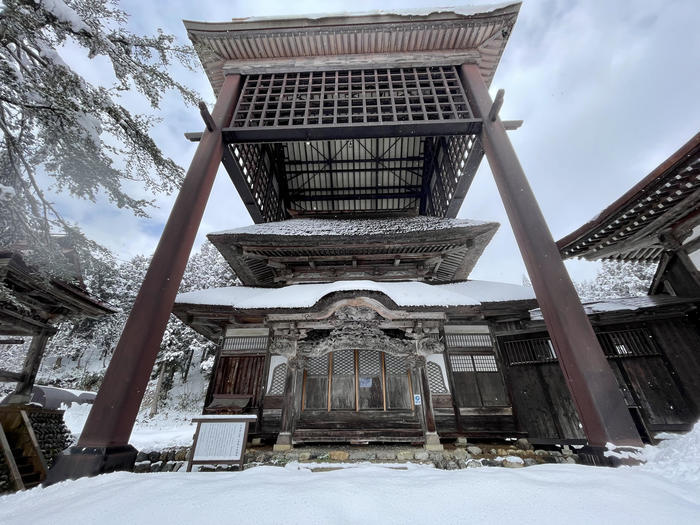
[459,63,642,448]
[45,74,243,484]
[4,328,53,405]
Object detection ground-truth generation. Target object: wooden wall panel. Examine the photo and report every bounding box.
[476,373,508,406]
[621,357,693,428]
[386,375,411,409]
[539,363,585,440]
[358,376,383,410]
[452,372,481,407]
[304,377,328,410]
[649,317,700,416]
[506,367,560,440]
[331,376,355,410]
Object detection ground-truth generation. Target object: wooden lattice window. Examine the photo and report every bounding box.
[500,337,557,366]
[446,332,493,349]
[303,350,411,411]
[267,363,287,395]
[426,361,448,394]
[448,352,507,407]
[221,335,269,355]
[501,328,659,367]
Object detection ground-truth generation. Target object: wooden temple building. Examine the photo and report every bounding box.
[0,248,113,490]
[46,4,699,481]
[173,135,700,447]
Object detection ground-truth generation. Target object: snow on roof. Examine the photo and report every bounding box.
[529,295,699,320]
[210,217,490,237]
[225,3,519,24]
[175,280,536,309]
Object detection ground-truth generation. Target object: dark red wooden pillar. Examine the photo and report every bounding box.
[45,74,243,484]
[459,64,641,448]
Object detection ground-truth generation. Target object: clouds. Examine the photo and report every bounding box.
[52,0,700,284]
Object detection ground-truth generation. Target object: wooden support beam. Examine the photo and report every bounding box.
[503,120,523,130]
[488,89,505,122]
[221,120,482,144]
[0,338,25,345]
[21,410,48,476]
[0,369,24,383]
[198,101,216,132]
[222,50,481,75]
[459,63,642,448]
[4,329,51,404]
[45,74,244,485]
[419,137,435,215]
[0,425,24,491]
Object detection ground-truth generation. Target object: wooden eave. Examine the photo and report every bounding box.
[208,219,499,286]
[0,252,115,334]
[184,4,521,95]
[522,295,699,334]
[557,132,700,262]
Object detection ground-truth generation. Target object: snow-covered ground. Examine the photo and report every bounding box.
[1,423,698,524]
[63,403,198,451]
[1,458,699,524]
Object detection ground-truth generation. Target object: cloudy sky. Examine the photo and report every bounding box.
[55,0,700,285]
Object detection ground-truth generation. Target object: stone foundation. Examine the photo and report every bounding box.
[129,443,580,473]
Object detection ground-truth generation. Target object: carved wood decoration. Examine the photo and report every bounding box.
[270,303,444,360]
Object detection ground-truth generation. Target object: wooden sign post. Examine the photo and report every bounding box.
[186,415,257,472]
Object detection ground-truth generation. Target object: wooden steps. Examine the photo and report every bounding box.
[0,408,48,491]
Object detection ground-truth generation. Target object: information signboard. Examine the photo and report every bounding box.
[186,415,257,471]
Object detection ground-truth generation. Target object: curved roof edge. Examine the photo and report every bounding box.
[184,3,521,94]
[174,279,536,310]
[557,131,700,262]
[183,4,520,32]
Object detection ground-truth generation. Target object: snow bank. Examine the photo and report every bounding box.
[175,279,536,309]
[2,462,698,525]
[640,423,700,486]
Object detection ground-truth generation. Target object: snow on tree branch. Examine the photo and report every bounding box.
[0,0,199,278]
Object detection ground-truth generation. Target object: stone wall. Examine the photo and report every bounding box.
[129,439,580,473]
[26,408,71,466]
[0,406,71,493]
[132,447,191,473]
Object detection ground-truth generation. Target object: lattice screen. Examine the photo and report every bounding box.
[426,134,480,216]
[232,67,472,129]
[426,362,448,393]
[445,333,493,349]
[332,350,355,375]
[472,355,498,372]
[450,354,500,373]
[222,335,269,354]
[384,354,408,375]
[597,329,659,358]
[449,354,474,372]
[267,364,287,395]
[358,351,382,376]
[306,355,329,376]
[228,143,286,223]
